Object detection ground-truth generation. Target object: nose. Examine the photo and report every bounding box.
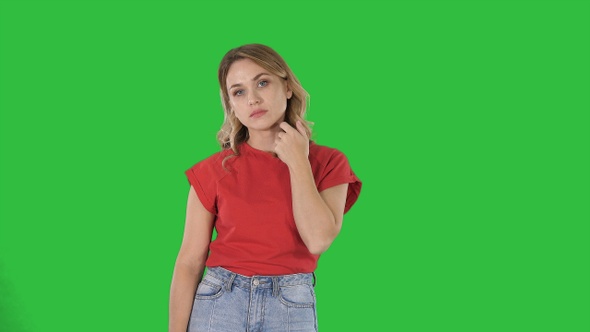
[248,91,261,106]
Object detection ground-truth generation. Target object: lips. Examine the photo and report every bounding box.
[250,110,267,118]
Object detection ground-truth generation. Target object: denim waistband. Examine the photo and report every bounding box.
[205,266,315,293]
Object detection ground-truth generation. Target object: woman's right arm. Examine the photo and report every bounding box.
[169,185,215,332]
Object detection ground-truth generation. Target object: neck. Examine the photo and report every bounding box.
[246,127,281,153]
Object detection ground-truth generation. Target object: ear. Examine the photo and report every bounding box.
[285,81,293,99]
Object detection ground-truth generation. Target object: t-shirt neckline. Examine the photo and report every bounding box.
[241,140,315,160]
[242,141,281,159]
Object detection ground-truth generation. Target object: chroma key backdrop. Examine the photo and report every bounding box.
[0,1,588,331]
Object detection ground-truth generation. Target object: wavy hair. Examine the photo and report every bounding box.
[216,44,311,159]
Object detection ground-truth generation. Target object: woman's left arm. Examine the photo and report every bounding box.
[275,121,349,255]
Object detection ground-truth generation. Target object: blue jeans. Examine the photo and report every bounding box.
[188,267,318,332]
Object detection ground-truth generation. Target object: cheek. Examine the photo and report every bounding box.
[229,97,239,108]
[278,94,289,111]
[229,98,246,114]
[267,89,288,110]
[233,107,251,124]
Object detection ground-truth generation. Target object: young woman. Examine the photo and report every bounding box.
[169,44,362,332]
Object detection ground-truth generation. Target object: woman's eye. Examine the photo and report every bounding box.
[258,80,268,87]
[233,89,244,96]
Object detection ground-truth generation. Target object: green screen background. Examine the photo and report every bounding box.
[1,0,588,331]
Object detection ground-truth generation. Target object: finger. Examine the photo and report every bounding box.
[295,120,308,138]
[279,121,296,134]
[274,140,282,153]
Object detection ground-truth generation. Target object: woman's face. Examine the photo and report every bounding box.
[226,58,292,134]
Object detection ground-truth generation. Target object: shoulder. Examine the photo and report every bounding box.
[190,147,234,167]
[186,148,236,180]
[185,148,236,215]
[309,141,348,164]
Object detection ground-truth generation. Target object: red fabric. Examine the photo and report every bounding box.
[185,141,361,276]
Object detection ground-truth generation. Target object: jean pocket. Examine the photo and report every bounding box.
[278,284,316,308]
[194,278,224,300]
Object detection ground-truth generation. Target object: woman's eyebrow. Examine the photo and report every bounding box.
[229,72,270,90]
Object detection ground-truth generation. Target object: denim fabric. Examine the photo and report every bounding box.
[188,267,318,332]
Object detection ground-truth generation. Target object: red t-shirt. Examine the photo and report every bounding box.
[185,141,361,276]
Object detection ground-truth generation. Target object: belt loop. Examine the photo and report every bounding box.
[312,272,316,287]
[272,277,279,297]
[225,272,236,292]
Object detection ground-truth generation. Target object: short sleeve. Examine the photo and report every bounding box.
[317,150,362,214]
[185,161,217,215]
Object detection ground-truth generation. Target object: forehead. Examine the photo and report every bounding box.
[226,58,272,87]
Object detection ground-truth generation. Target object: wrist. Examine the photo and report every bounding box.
[287,158,312,176]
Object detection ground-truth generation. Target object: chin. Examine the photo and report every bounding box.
[247,117,284,131]
[246,124,277,133]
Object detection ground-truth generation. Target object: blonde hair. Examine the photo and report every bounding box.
[216,44,311,158]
